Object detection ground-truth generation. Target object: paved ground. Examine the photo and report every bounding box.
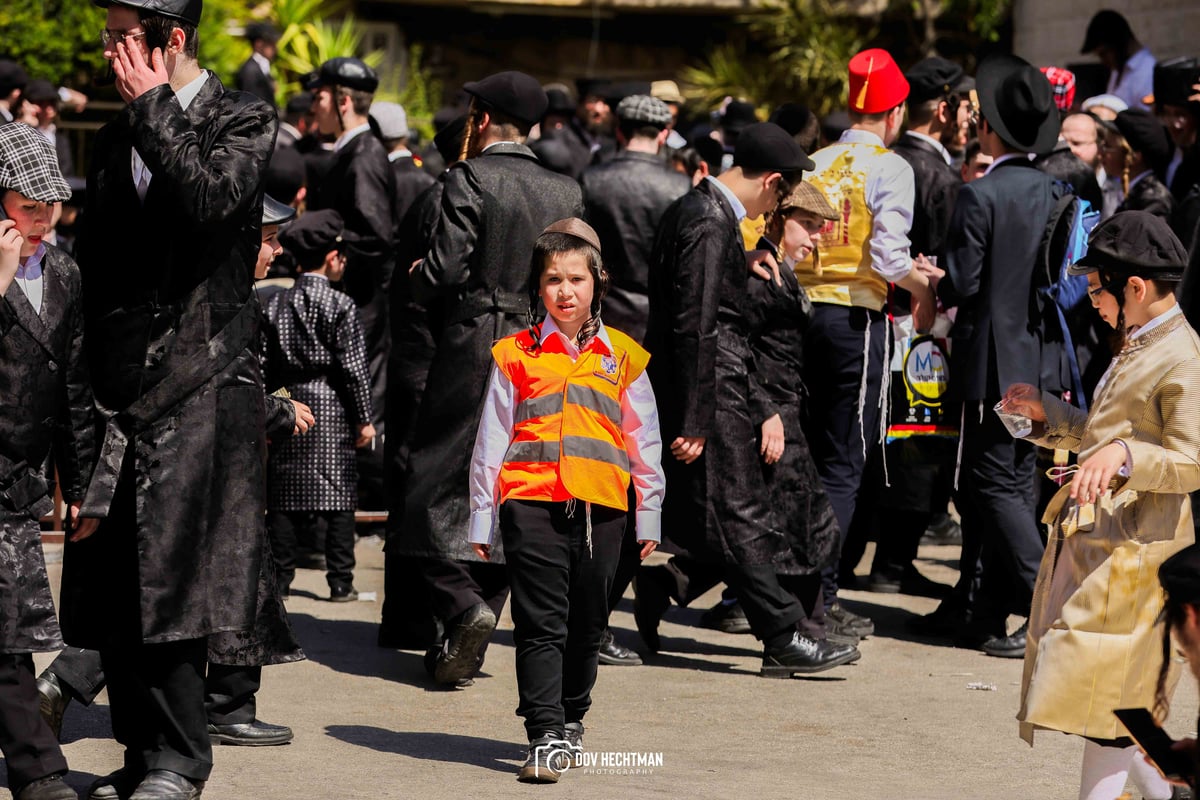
[17,540,1198,799]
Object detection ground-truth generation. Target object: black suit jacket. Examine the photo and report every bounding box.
[235,57,276,106]
[937,157,1063,400]
[892,133,961,260]
[1119,172,1176,222]
[581,150,691,343]
[389,154,435,226]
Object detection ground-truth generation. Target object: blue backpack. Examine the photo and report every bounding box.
[1036,186,1101,410]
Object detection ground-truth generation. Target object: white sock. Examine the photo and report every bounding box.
[1079,739,1133,800]
[1129,744,1173,800]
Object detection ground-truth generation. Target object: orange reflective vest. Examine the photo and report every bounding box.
[491,326,650,511]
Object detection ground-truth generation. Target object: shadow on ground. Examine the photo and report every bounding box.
[325,726,521,773]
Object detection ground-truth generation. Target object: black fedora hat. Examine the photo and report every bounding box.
[976,54,1059,155]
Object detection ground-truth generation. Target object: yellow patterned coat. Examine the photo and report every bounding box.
[1019,312,1200,744]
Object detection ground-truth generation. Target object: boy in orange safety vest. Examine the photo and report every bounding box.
[469,218,664,784]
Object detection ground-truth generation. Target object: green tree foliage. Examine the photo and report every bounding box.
[377,44,442,142]
[196,0,254,88]
[0,0,107,86]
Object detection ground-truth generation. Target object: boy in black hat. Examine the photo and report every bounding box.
[641,122,860,676]
[915,53,1065,659]
[399,70,582,687]
[263,210,374,603]
[235,22,279,106]
[306,55,396,518]
[1002,211,1196,800]
[68,0,277,795]
[0,60,29,124]
[1111,109,1176,222]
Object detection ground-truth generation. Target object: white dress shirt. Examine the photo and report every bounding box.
[809,129,916,283]
[1107,47,1156,112]
[468,317,665,547]
[705,175,747,221]
[904,130,953,166]
[251,51,271,77]
[131,70,209,200]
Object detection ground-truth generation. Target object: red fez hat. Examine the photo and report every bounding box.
[848,48,909,114]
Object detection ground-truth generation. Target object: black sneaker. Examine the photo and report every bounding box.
[564,722,585,768]
[698,600,752,634]
[828,603,874,638]
[329,584,358,602]
[518,734,572,783]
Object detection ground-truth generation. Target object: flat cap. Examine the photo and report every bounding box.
[1114,109,1172,174]
[1081,93,1128,115]
[284,92,312,115]
[264,145,305,206]
[768,103,815,137]
[309,57,378,93]
[369,101,408,140]
[544,88,575,116]
[906,57,966,105]
[261,194,296,226]
[21,79,59,106]
[616,95,673,128]
[1068,210,1188,278]
[93,0,202,27]
[1151,57,1200,109]
[651,80,686,105]
[463,71,546,125]
[733,122,815,174]
[0,60,29,96]
[721,101,759,134]
[0,123,72,203]
[1081,9,1134,54]
[278,209,357,266]
[433,113,467,164]
[540,217,602,254]
[244,22,279,43]
[780,181,838,220]
[1159,543,1200,604]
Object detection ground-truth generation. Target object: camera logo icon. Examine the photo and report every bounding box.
[532,741,577,777]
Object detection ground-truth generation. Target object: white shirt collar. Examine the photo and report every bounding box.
[904,130,952,165]
[839,129,886,148]
[482,141,517,153]
[251,52,271,76]
[982,152,1031,176]
[1129,303,1181,341]
[334,123,371,152]
[705,175,746,222]
[537,314,614,357]
[174,70,209,111]
[1127,170,1153,191]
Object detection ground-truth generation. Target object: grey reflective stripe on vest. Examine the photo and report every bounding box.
[515,394,564,424]
[566,384,622,427]
[503,436,629,471]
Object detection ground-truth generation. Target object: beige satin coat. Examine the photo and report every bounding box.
[1019,312,1200,744]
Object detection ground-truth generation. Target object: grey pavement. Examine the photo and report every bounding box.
[24,540,1198,800]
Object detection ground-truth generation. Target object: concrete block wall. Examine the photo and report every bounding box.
[1014,0,1199,70]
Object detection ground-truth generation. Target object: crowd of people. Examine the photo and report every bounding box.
[4,0,1200,796]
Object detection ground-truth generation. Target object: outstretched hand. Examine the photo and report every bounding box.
[112,41,169,104]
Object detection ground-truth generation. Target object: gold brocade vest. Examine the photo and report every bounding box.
[801,143,888,310]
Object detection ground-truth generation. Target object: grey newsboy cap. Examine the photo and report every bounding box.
[370,101,409,139]
[616,94,673,128]
[0,123,71,203]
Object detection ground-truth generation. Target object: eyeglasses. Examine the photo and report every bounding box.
[100,28,147,47]
[1088,279,1125,300]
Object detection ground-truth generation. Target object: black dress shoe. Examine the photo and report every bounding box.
[207,719,293,746]
[328,584,358,602]
[953,617,1007,651]
[922,513,963,545]
[17,774,77,800]
[434,602,496,685]
[129,771,203,800]
[907,600,970,637]
[824,627,860,647]
[87,768,142,800]
[760,633,862,677]
[632,565,673,653]
[36,670,70,742]
[518,734,572,783]
[828,603,874,638]
[698,600,752,634]
[982,621,1028,659]
[597,629,642,666]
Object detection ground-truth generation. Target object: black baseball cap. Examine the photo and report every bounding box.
[733,122,815,174]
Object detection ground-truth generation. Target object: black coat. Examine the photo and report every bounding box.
[63,75,277,648]
[0,245,94,653]
[938,158,1065,401]
[645,179,789,566]
[1118,172,1176,222]
[399,143,583,563]
[892,133,961,260]
[235,57,276,106]
[581,150,691,343]
[745,240,839,574]
[390,154,435,225]
[384,177,442,545]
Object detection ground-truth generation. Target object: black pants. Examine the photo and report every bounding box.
[268,510,356,591]
[380,552,439,649]
[605,504,642,617]
[0,653,67,792]
[502,500,623,740]
[802,304,886,608]
[48,648,261,726]
[420,558,510,625]
[101,638,211,780]
[961,399,1044,625]
[657,556,815,644]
